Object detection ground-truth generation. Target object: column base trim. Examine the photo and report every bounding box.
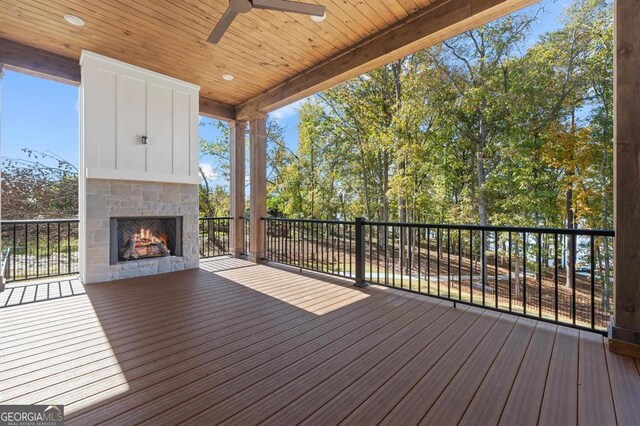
[229,248,244,258]
[609,325,640,358]
[609,337,640,358]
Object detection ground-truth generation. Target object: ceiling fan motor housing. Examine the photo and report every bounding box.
[230,0,253,13]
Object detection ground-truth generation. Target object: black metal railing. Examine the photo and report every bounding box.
[262,217,614,334]
[1,219,79,282]
[263,217,357,279]
[241,216,250,256]
[199,217,231,258]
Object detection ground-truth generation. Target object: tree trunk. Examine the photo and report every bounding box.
[477,98,489,290]
[566,186,575,289]
[514,238,521,300]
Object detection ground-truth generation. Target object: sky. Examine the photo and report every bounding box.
[1,0,571,176]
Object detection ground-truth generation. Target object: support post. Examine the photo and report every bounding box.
[229,120,247,257]
[0,63,4,292]
[610,0,640,357]
[354,217,368,287]
[249,114,267,263]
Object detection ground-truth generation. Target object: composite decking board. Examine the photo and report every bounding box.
[458,317,537,426]
[208,300,450,425]
[263,305,468,426]
[421,316,534,425]
[578,331,617,425]
[8,283,384,405]
[1,281,366,391]
[107,293,423,425]
[0,276,300,340]
[3,277,362,376]
[1,269,348,345]
[605,341,640,425]
[1,268,327,343]
[64,292,413,423]
[4,289,366,388]
[1,258,638,425]
[1,278,314,363]
[538,326,580,426]
[2,264,300,322]
[498,321,558,425]
[1,276,313,348]
[0,270,265,324]
[300,306,485,425]
[340,309,499,425]
[204,297,440,425]
[0,270,344,352]
[383,313,516,425]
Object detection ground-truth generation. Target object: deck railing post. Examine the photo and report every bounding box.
[354,217,367,287]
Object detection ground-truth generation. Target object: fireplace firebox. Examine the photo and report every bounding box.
[110,217,183,264]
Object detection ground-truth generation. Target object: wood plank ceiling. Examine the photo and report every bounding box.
[0,0,432,106]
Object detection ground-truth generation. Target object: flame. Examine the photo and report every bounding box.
[132,227,166,245]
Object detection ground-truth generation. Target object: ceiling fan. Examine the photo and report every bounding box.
[208,0,326,44]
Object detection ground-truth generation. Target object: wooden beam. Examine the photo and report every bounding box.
[0,38,80,84]
[236,0,536,120]
[611,0,640,355]
[199,96,236,121]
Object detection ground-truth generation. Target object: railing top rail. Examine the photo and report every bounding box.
[1,218,79,224]
[260,216,613,237]
[364,220,615,236]
[262,217,356,225]
[199,217,232,220]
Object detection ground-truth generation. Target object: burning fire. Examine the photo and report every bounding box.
[132,227,166,246]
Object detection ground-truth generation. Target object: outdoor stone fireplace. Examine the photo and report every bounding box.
[80,179,199,283]
[78,52,201,284]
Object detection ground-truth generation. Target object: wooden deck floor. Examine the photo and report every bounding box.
[1,257,639,425]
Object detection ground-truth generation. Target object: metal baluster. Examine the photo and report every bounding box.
[57,223,61,275]
[400,226,404,290]
[458,229,462,301]
[572,234,576,325]
[523,232,527,316]
[447,228,451,299]
[495,230,499,309]
[481,230,485,306]
[418,228,421,293]
[437,228,440,296]
[392,226,396,288]
[555,233,559,323]
[469,230,473,304]
[509,232,512,312]
[427,228,431,294]
[12,224,17,281]
[538,232,542,318]
[25,224,29,280]
[590,235,596,329]
[36,224,40,278]
[47,222,51,277]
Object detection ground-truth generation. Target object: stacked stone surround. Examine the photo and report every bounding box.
[81,178,199,283]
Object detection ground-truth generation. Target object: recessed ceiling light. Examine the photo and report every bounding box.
[222,74,234,81]
[310,12,326,22]
[64,14,85,26]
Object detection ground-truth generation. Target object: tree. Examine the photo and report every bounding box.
[1,149,78,219]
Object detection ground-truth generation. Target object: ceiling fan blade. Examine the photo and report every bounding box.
[251,0,325,17]
[207,7,239,44]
